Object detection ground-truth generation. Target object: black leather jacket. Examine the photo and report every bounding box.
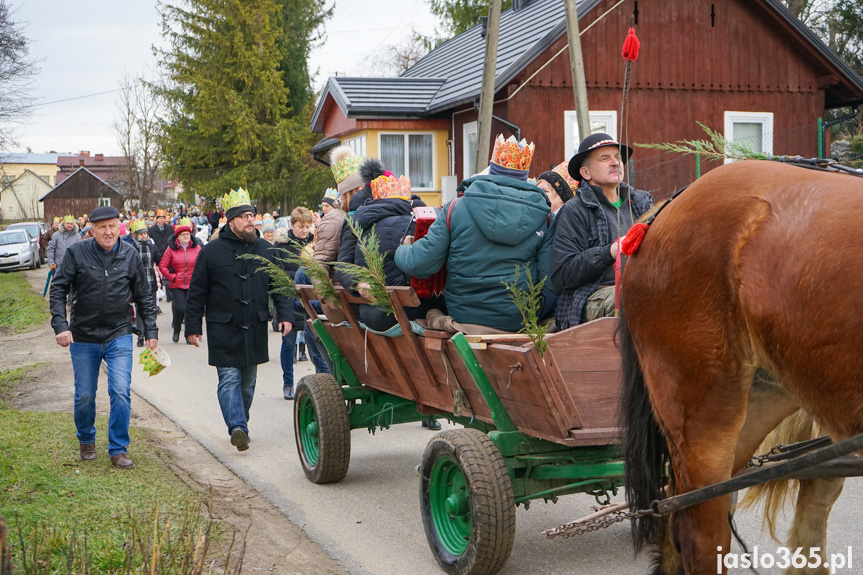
[49,238,158,343]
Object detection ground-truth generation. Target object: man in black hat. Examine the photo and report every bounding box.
[49,205,159,469]
[550,133,654,330]
[184,196,294,452]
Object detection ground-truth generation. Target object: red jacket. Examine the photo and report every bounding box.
[159,238,202,290]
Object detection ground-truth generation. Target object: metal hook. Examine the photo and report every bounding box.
[507,362,522,390]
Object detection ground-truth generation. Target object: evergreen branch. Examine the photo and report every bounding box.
[635,121,772,162]
[236,253,298,299]
[334,217,394,316]
[296,247,339,308]
[502,265,549,357]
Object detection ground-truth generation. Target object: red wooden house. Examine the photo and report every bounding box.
[311,0,863,201]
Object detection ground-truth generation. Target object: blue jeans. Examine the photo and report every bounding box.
[280,329,298,387]
[305,322,331,374]
[216,365,257,435]
[70,334,134,456]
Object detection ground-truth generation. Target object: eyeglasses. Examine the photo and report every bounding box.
[237,213,256,221]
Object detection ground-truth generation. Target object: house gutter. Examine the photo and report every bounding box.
[474,99,521,140]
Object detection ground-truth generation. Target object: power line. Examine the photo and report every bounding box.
[35,88,124,108]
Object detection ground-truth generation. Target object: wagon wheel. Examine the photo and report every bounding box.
[420,429,516,575]
[293,373,351,484]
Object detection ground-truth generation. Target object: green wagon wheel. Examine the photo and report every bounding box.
[293,374,351,484]
[420,429,515,575]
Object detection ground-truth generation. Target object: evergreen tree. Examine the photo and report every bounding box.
[154,0,332,212]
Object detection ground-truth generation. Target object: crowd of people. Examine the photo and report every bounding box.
[46,130,652,465]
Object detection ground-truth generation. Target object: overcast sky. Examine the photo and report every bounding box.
[12,0,434,156]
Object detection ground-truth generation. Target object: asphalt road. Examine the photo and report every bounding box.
[132,308,862,575]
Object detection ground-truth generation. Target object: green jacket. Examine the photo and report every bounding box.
[395,175,556,332]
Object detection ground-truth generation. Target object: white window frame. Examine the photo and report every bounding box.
[342,134,367,158]
[377,131,436,191]
[723,111,773,164]
[98,197,110,207]
[462,121,478,179]
[564,110,618,159]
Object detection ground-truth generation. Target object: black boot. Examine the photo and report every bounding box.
[283,385,294,400]
[172,330,180,343]
[298,342,308,362]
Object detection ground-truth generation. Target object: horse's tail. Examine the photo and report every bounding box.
[618,308,670,551]
[737,409,814,541]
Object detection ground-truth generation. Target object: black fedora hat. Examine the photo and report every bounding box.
[567,133,633,179]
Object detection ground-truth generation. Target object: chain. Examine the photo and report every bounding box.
[542,504,658,539]
[745,436,832,468]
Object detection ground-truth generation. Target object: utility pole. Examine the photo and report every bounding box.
[564,0,591,143]
[474,0,502,171]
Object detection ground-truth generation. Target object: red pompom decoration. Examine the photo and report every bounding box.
[621,222,648,255]
[622,27,640,61]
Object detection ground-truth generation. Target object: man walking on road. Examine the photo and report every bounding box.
[184,188,293,452]
[49,206,159,469]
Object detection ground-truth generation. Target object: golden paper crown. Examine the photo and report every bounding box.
[329,147,363,184]
[490,134,535,172]
[222,187,252,211]
[218,217,227,225]
[130,219,148,234]
[254,214,263,223]
[156,209,167,217]
[63,215,75,223]
[370,174,411,200]
[551,160,579,192]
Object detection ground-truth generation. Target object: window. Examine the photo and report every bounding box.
[1,175,14,186]
[98,197,110,207]
[379,133,434,189]
[724,111,773,163]
[343,134,366,158]
[463,121,478,179]
[40,175,50,185]
[564,111,618,158]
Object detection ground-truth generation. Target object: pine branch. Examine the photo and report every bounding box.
[333,217,394,316]
[237,253,298,299]
[296,247,339,308]
[635,121,772,162]
[502,265,549,357]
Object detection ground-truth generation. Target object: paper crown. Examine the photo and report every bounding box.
[178,217,193,228]
[222,187,252,211]
[254,214,263,223]
[490,135,535,172]
[63,215,75,223]
[218,217,227,225]
[130,219,147,234]
[551,160,579,192]
[370,174,411,200]
[329,147,363,184]
[323,188,339,201]
[262,216,275,230]
[53,216,61,223]
[156,209,167,217]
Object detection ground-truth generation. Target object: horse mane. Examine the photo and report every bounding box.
[617,308,671,551]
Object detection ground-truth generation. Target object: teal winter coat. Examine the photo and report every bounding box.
[394,175,556,332]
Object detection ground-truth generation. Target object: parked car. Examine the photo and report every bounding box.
[275,216,290,231]
[0,229,40,271]
[5,221,48,264]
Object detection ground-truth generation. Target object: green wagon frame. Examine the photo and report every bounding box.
[294,285,626,575]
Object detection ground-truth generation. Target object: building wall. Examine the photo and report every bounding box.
[1,162,59,187]
[340,126,449,207]
[0,173,49,220]
[43,197,121,222]
[455,0,837,198]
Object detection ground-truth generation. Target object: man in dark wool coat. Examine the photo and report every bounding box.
[185,188,293,452]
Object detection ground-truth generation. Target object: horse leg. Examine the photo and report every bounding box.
[640,362,753,575]
[784,477,845,575]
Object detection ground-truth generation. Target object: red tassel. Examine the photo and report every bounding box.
[621,222,648,255]
[622,27,640,61]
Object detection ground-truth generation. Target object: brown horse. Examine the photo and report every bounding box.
[618,160,863,574]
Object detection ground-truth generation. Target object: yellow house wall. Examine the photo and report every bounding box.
[341,129,447,207]
[0,172,50,220]
[1,162,59,186]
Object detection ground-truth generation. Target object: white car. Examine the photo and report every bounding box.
[275,216,290,231]
[0,229,40,271]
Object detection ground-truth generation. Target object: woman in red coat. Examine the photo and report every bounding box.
[159,223,202,342]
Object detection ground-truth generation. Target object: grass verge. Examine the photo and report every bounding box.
[0,272,49,333]
[0,372,244,573]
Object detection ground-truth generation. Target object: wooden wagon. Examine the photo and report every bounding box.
[292,284,627,575]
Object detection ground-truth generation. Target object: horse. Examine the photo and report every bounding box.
[618,160,863,575]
